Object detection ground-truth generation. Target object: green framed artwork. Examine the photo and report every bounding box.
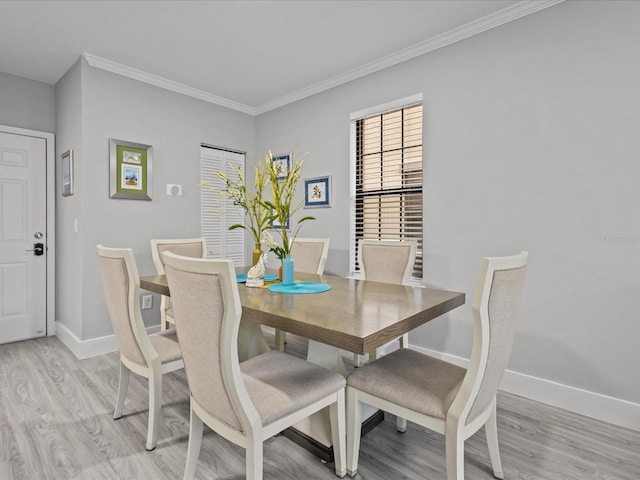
[109,138,153,200]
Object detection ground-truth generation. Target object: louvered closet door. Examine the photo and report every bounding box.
[200,146,245,266]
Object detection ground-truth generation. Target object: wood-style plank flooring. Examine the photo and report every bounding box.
[0,331,638,479]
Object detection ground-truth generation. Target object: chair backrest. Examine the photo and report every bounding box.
[358,239,417,285]
[163,252,259,435]
[97,245,156,368]
[452,251,528,424]
[289,238,330,274]
[150,238,206,274]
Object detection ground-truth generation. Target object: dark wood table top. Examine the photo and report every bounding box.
[140,270,464,355]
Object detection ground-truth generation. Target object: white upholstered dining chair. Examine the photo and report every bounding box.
[290,237,330,275]
[275,237,331,351]
[346,251,528,479]
[96,245,184,451]
[150,238,206,330]
[354,239,418,365]
[163,252,347,480]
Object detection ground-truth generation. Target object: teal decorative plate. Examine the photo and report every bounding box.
[267,282,332,294]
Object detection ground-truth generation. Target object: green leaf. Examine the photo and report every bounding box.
[228,224,246,231]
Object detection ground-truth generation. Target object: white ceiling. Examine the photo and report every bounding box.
[0,0,561,114]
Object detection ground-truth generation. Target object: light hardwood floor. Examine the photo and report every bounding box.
[1,331,638,480]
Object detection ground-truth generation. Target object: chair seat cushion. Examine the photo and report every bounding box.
[347,348,465,419]
[149,328,183,364]
[241,351,346,426]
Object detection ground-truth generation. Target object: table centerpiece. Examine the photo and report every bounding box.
[208,158,273,265]
[262,151,315,282]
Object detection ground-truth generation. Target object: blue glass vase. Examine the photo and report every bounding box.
[282,254,294,285]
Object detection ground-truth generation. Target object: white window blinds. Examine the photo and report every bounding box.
[200,146,246,266]
[351,100,423,279]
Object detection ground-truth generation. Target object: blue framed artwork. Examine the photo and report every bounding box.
[271,153,290,180]
[304,176,331,208]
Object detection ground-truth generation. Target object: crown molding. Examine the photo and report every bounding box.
[83,53,256,115]
[84,0,563,117]
[254,0,564,115]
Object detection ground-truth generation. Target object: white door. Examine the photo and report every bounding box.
[0,131,47,343]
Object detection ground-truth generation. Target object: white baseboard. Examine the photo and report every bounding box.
[408,344,640,433]
[55,321,160,360]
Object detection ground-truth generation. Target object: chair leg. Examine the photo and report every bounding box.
[395,334,408,431]
[354,348,376,368]
[146,373,162,451]
[114,361,130,419]
[246,432,263,480]
[396,416,407,433]
[395,332,408,432]
[160,296,169,331]
[445,423,465,480]
[330,392,347,478]
[275,329,286,352]
[183,407,204,480]
[485,402,504,479]
[346,388,362,477]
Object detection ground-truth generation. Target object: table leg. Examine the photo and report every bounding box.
[237,319,270,362]
[285,340,381,456]
[306,340,348,377]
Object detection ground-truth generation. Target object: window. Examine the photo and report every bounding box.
[350,96,423,280]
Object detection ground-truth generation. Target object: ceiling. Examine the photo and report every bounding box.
[0,0,561,114]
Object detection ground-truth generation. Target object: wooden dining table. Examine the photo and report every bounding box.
[140,268,465,460]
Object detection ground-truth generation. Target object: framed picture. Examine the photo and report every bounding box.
[272,215,290,230]
[304,176,331,208]
[271,153,290,180]
[109,139,153,200]
[61,149,74,197]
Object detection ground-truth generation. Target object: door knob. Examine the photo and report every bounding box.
[34,232,44,239]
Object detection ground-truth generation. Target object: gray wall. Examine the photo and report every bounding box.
[0,71,55,133]
[256,1,640,405]
[55,57,255,340]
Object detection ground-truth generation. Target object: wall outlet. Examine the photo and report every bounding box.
[142,295,153,310]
